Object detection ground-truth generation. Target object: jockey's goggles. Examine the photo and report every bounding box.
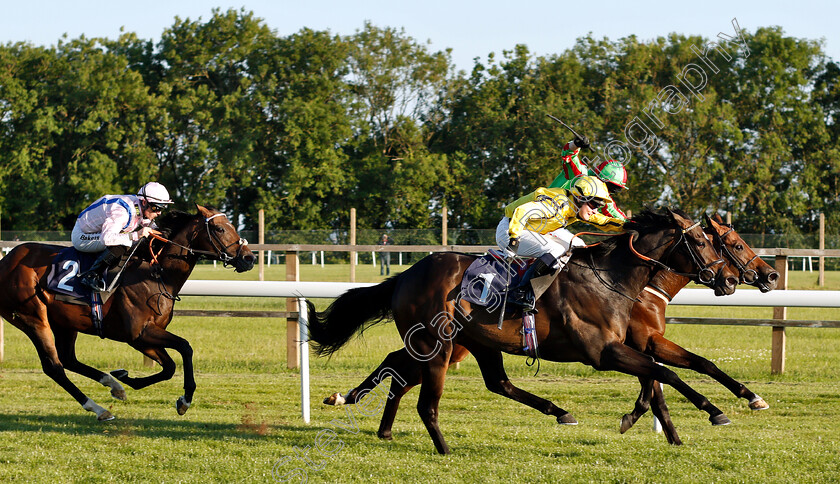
[584,198,606,210]
[149,202,167,213]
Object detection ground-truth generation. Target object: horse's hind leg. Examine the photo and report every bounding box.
[416,349,452,455]
[467,344,577,424]
[22,322,114,421]
[53,328,126,401]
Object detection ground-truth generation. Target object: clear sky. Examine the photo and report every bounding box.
[1,0,837,72]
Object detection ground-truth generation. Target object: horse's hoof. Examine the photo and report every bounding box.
[377,431,393,441]
[98,410,115,421]
[710,414,731,426]
[557,413,578,425]
[620,414,635,434]
[176,396,191,415]
[323,392,346,406]
[110,369,129,381]
[749,397,770,411]
[111,388,127,401]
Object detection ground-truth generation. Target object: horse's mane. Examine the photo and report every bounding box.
[154,210,196,239]
[575,207,684,260]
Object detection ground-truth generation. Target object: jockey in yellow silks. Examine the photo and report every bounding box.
[495,175,624,309]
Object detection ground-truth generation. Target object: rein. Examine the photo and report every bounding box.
[145,213,249,304]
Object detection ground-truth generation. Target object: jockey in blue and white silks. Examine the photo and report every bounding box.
[72,182,173,291]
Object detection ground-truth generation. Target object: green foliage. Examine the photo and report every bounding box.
[0,13,837,238]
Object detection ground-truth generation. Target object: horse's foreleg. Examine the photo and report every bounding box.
[468,345,577,425]
[620,377,654,433]
[646,333,768,410]
[53,328,126,400]
[648,380,682,445]
[599,342,730,428]
[112,326,195,415]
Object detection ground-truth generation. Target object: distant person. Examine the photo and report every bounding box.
[73,182,173,291]
[379,234,392,276]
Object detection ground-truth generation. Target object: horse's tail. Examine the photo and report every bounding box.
[307,275,400,357]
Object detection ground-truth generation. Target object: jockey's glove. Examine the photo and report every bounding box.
[573,136,590,150]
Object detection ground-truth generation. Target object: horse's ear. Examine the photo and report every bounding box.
[195,203,210,216]
[712,213,725,224]
[703,212,714,227]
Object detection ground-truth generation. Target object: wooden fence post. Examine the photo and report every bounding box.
[259,209,265,282]
[349,208,356,283]
[771,255,788,374]
[287,251,300,369]
[726,212,732,225]
[819,213,825,287]
[442,205,448,246]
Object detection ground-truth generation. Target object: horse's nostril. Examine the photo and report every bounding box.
[767,271,779,282]
[726,276,738,287]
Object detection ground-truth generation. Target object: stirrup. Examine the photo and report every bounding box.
[507,288,537,313]
[79,272,106,292]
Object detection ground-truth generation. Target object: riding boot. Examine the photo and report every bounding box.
[507,259,553,311]
[78,246,125,292]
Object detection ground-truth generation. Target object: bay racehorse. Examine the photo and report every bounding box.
[324,212,777,445]
[0,205,254,420]
[618,212,779,443]
[308,209,739,454]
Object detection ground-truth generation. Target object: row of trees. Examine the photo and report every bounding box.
[1,9,838,236]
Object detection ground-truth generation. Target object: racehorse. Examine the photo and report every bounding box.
[308,209,739,454]
[324,212,778,445]
[618,213,779,443]
[0,205,254,420]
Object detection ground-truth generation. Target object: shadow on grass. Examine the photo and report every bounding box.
[0,412,322,443]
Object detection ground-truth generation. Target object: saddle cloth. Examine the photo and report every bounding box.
[458,250,529,309]
[46,247,120,304]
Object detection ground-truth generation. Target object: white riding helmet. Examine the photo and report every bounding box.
[137,182,174,205]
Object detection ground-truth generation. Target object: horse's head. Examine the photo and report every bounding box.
[189,205,256,273]
[704,213,779,292]
[626,209,738,296]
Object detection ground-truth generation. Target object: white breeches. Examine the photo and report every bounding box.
[495,217,585,266]
[72,222,106,252]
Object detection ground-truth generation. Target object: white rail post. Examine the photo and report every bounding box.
[298,297,310,424]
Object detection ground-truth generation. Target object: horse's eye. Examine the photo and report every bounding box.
[735,244,743,251]
[697,241,706,249]
[213,225,224,233]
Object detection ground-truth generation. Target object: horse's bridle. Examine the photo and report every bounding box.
[149,213,248,268]
[202,213,249,268]
[629,221,726,285]
[708,224,760,284]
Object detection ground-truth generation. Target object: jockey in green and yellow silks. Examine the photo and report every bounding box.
[548,138,628,225]
[495,176,623,310]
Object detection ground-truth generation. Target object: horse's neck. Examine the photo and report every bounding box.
[647,269,690,299]
[615,231,681,299]
[156,233,199,292]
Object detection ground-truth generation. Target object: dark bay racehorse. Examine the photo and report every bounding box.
[0,205,254,420]
[324,212,778,445]
[308,209,739,454]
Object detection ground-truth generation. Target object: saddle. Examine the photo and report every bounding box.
[46,247,129,338]
[458,250,555,358]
